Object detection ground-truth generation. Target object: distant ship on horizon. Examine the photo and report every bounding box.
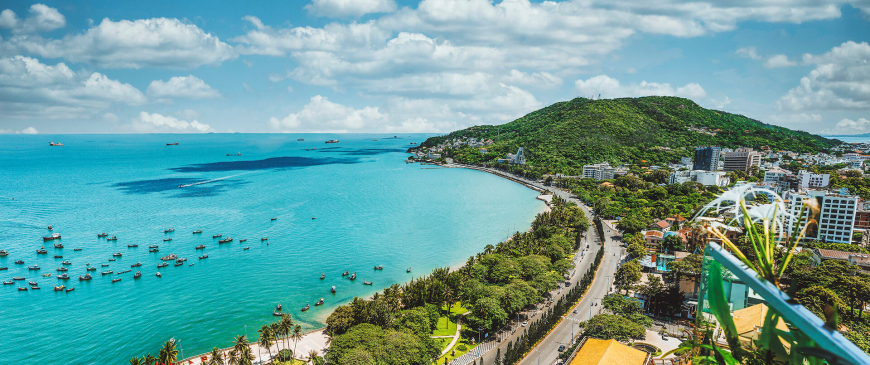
[325,139,339,144]
[297,138,304,141]
[166,142,179,146]
[49,141,63,146]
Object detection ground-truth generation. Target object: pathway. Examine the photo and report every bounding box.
[438,320,464,357]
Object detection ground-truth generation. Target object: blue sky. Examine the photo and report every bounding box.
[0,0,868,135]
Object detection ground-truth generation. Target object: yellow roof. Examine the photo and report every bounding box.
[732,303,788,337]
[570,338,648,365]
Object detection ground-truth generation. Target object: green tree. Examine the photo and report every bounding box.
[129,357,144,365]
[467,296,509,330]
[158,340,178,365]
[280,313,294,351]
[660,235,685,252]
[614,259,642,294]
[208,347,224,365]
[638,275,666,315]
[581,314,646,341]
[143,354,156,365]
[292,325,304,358]
[259,324,274,360]
[326,305,356,335]
[627,242,646,259]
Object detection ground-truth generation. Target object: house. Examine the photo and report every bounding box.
[729,303,790,348]
[642,230,664,247]
[649,220,671,231]
[567,338,650,365]
[665,214,688,227]
[811,248,870,267]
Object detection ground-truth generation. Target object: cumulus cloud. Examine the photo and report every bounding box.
[7,17,236,69]
[305,0,397,18]
[103,112,119,122]
[146,75,221,99]
[736,46,762,60]
[0,126,39,134]
[821,118,870,135]
[0,55,145,119]
[269,95,387,132]
[0,4,66,34]
[129,111,212,133]
[764,54,797,68]
[575,75,706,100]
[777,41,870,111]
[503,69,562,88]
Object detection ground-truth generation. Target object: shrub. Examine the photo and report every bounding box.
[457,344,467,351]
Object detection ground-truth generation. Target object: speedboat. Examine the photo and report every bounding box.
[315,298,324,306]
[212,234,222,239]
[271,217,277,221]
[106,236,117,241]
[54,285,65,291]
[163,238,172,242]
[66,287,74,292]
[14,260,24,264]
[28,266,40,270]
[112,252,122,257]
[239,239,247,243]
[56,267,68,272]
[62,261,71,265]
[134,271,141,279]
[128,244,138,247]
[301,304,310,311]
[193,230,202,234]
[79,274,92,280]
[261,237,268,241]
[148,245,159,249]
[349,272,357,280]
[53,243,63,248]
[131,262,142,268]
[320,273,325,280]
[164,228,175,233]
[157,262,168,268]
[331,286,336,293]
[156,272,162,277]
[218,238,232,244]
[195,245,205,250]
[86,267,96,271]
[57,274,70,279]
[102,271,113,275]
[364,280,372,285]
[43,233,61,241]
[97,233,108,238]
[36,249,47,254]
[112,278,121,283]
[199,255,208,259]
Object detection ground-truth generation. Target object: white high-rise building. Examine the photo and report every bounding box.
[797,170,830,189]
[785,190,857,244]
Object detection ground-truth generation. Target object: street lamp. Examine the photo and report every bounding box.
[477,326,484,358]
[535,346,541,365]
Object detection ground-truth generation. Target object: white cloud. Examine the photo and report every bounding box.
[146,75,221,99]
[736,46,762,60]
[575,75,706,99]
[705,96,731,109]
[242,60,255,68]
[8,17,236,69]
[503,69,562,88]
[0,126,39,134]
[103,112,119,122]
[268,73,285,83]
[305,0,397,18]
[129,111,211,133]
[0,4,66,34]
[820,118,870,135]
[269,95,387,132]
[0,55,146,119]
[777,41,870,111]
[764,54,797,68]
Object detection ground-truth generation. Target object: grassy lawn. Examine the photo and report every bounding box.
[434,337,478,364]
[432,315,458,336]
[435,338,452,352]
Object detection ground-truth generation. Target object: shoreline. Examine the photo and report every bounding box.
[181,162,550,363]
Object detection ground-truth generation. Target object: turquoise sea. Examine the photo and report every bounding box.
[0,134,544,365]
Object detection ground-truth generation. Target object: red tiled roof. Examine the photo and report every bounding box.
[815,248,868,261]
[651,220,670,229]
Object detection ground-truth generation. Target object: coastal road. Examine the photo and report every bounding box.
[450,165,624,365]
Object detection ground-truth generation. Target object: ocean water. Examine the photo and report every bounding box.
[0,134,544,365]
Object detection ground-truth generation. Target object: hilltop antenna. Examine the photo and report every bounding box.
[598,94,601,100]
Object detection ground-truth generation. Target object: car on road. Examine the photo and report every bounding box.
[662,333,669,341]
[558,345,566,352]
[522,321,528,327]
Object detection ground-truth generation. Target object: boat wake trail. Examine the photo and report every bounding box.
[178,172,254,188]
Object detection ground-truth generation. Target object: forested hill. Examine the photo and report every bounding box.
[414,96,840,177]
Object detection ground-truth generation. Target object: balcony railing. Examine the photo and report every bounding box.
[697,242,870,365]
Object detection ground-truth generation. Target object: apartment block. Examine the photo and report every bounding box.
[785,190,857,244]
[693,146,721,172]
[722,148,762,172]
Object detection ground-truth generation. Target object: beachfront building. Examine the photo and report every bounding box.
[668,170,730,186]
[693,146,721,171]
[722,148,762,172]
[784,190,858,243]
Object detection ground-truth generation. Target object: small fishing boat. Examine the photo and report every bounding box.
[273,312,283,316]
[31,286,40,290]
[311,217,316,220]
[349,272,357,280]
[218,238,233,244]
[0,267,7,270]
[189,263,194,267]
[134,271,141,279]
[54,285,65,291]
[131,262,142,268]
[52,255,62,258]
[54,243,63,248]
[149,248,159,253]
[276,303,283,311]
[271,217,277,221]
[177,258,187,262]
[163,238,172,242]
[66,287,74,292]
[117,270,130,275]
[57,274,70,279]
[28,280,37,286]
[199,255,208,259]
[102,271,113,275]
[297,138,304,141]
[73,248,82,251]
[79,274,92,280]
[128,244,138,247]
[407,267,412,273]
[239,239,247,243]
[62,261,71,265]
[108,258,115,261]
[97,233,108,238]
[315,298,324,306]
[212,234,222,239]
[36,248,47,254]
[174,262,183,266]
[331,286,336,293]
[374,265,383,270]
[261,237,268,241]
[47,225,53,230]
[3,280,13,285]
[112,252,122,257]
[148,245,159,248]
[342,271,349,276]
[0,250,7,256]
[243,247,250,250]
[28,266,40,270]
[325,139,339,144]
[364,280,372,285]
[320,273,325,280]
[42,273,52,277]
[167,142,178,146]
[156,272,162,277]
[43,233,61,242]
[86,267,96,271]
[301,304,310,311]
[112,278,121,283]
[106,236,117,241]
[193,230,202,234]
[164,228,175,233]
[157,262,168,268]
[18,286,27,291]
[15,260,25,264]
[100,264,109,267]
[56,267,68,272]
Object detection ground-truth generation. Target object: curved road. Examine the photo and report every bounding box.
[452,165,624,365]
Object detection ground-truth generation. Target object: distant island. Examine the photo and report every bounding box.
[410,96,840,177]
[824,133,870,137]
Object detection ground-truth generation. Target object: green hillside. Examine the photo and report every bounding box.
[413,96,840,177]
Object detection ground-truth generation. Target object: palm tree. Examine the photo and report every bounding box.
[143,354,156,365]
[129,357,144,365]
[227,349,240,365]
[308,349,320,364]
[292,325,303,358]
[258,324,274,360]
[238,345,255,365]
[157,340,178,365]
[280,314,294,351]
[270,322,282,351]
[207,347,224,365]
